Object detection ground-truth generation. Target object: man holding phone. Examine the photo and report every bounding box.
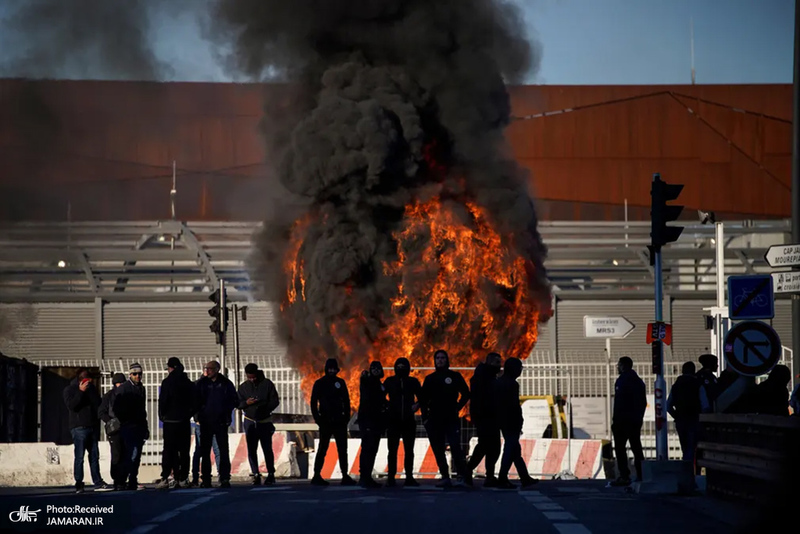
[238,363,280,485]
[63,368,113,493]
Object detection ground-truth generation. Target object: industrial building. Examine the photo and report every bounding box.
[0,80,793,459]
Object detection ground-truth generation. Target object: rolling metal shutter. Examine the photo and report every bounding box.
[770,299,792,351]
[556,300,655,363]
[103,302,218,363]
[0,303,95,362]
[671,300,715,357]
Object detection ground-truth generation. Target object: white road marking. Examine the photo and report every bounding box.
[176,503,199,511]
[533,502,564,511]
[251,486,290,491]
[554,524,592,534]
[128,490,222,533]
[128,526,157,534]
[150,510,180,523]
[556,487,600,494]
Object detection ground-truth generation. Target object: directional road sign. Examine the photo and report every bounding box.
[772,271,800,294]
[723,320,782,376]
[727,274,775,321]
[583,316,635,339]
[765,243,800,268]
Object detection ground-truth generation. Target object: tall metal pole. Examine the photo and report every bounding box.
[232,304,241,433]
[653,240,668,460]
[219,279,226,369]
[605,337,612,440]
[792,0,800,384]
[715,222,727,374]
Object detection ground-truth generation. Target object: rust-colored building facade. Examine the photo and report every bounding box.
[0,79,791,222]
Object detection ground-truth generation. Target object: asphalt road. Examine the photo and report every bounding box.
[0,479,757,534]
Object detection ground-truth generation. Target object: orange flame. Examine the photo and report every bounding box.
[282,194,543,413]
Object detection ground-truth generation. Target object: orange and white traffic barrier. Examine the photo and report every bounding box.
[189,431,299,478]
[468,438,605,480]
[309,438,445,480]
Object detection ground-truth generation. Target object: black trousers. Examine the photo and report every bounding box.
[244,419,276,475]
[425,417,467,480]
[612,420,644,480]
[498,427,531,480]
[387,419,416,479]
[359,425,382,480]
[108,434,124,486]
[200,424,231,483]
[467,422,501,477]
[161,420,191,481]
[314,423,349,478]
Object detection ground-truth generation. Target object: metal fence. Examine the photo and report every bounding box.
[36,349,795,466]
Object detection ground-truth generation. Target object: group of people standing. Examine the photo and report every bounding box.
[64,358,282,492]
[309,349,538,489]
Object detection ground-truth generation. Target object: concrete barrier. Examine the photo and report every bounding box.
[308,437,605,480]
[0,432,298,487]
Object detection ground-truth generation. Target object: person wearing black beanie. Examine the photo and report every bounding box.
[238,363,280,485]
[309,358,356,486]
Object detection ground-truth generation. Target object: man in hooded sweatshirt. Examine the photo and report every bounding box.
[156,357,195,489]
[383,357,422,487]
[358,361,388,488]
[666,361,708,466]
[696,354,719,413]
[99,373,127,490]
[310,358,356,486]
[466,352,502,487]
[421,349,471,488]
[195,360,238,488]
[238,363,280,485]
[63,368,112,493]
[611,356,647,486]
[113,363,149,491]
[493,357,537,489]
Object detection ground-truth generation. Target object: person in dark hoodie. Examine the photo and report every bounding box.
[63,368,112,493]
[310,358,356,486]
[238,363,280,486]
[358,361,388,488]
[744,364,792,416]
[98,373,127,490]
[383,357,422,487]
[611,356,647,486]
[113,363,149,491]
[466,352,502,487]
[420,349,471,488]
[696,353,719,413]
[156,357,196,490]
[493,357,537,489]
[666,361,708,466]
[195,360,238,488]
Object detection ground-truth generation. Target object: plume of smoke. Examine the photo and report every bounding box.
[216,0,551,370]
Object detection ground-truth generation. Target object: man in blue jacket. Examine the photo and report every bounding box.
[63,368,112,493]
[611,357,647,486]
[195,360,238,488]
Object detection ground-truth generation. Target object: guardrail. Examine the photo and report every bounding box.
[696,414,800,503]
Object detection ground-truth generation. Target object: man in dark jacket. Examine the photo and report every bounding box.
[667,362,707,466]
[383,357,422,487]
[238,363,280,486]
[611,356,647,486]
[63,368,112,493]
[98,373,127,490]
[745,364,792,416]
[420,349,471,488]
[358,361,388,488]
[466,352,502,487]
[493,357,537,489]
[696,354,719,413]
[156,357,195,489]
[113,363,149,491]
[310,358,356,486]
[195,360,238,488]
[190,367,220,486]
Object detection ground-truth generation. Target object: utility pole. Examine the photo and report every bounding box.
[792,0,800,383]
[690,17,696,85]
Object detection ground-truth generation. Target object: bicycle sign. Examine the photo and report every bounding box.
[727,274,775,321]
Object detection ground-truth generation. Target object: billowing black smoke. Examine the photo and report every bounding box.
[215,0,551,370]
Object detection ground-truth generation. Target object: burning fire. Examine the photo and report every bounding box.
[282,191,543,412]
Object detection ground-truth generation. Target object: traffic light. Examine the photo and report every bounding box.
[649,173,684,263]
[208,286,228,345]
